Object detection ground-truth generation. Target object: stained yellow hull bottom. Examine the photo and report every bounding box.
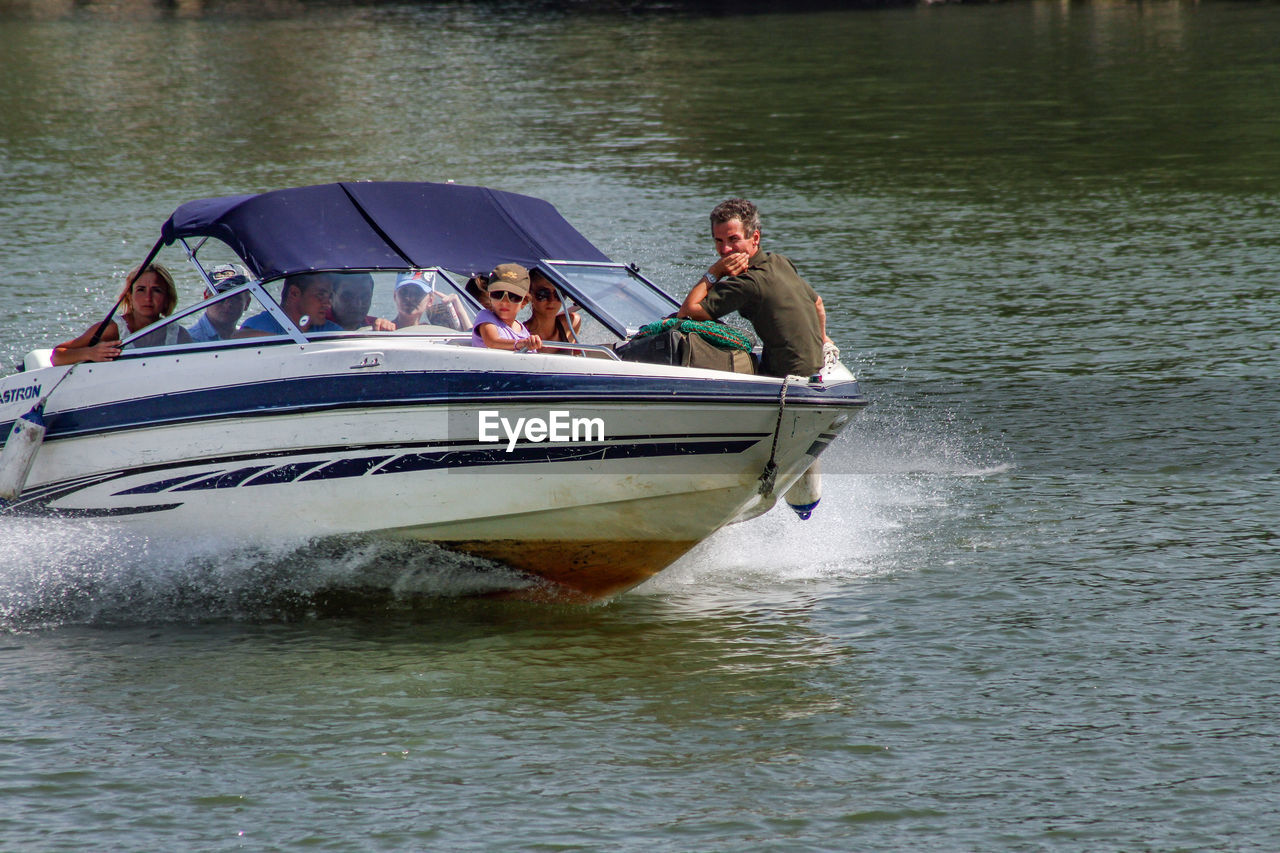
[391,485,757,601]
[440,538,700,602]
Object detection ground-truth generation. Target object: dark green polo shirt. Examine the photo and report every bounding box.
[699,251,824,377]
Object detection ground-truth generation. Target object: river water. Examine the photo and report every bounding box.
[2,1,1279,849]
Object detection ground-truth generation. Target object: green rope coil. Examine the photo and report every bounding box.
[633,318,753,352]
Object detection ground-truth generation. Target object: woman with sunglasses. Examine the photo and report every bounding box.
[524,269,582,348]
[470,263,542,352]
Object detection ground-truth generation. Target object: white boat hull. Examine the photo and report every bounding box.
[1,338,864,599]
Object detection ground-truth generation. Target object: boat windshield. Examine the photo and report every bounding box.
[257,269,480,337]
[541,262,679,337]
[107,253,676,355]
[119,282,272,352]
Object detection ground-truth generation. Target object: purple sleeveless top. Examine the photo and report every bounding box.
[470,309,529,348]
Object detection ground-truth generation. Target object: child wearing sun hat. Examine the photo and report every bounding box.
[470,263,542,352]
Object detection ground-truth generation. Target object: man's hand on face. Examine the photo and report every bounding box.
[712,251,751,279]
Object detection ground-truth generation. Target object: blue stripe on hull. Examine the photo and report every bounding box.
[13,370,865,442]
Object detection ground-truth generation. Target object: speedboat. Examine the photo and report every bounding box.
[0,181,867,601]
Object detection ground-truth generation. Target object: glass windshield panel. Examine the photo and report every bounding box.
[513,285,618,347]
[181,287,268,344]
[545,263,677,335]
[323,269,475,335]
[119,266,483,351]
[119,287,272,351]
[563,309,620,347]
[244,269,476,337]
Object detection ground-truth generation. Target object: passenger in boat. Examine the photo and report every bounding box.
[465,273,492,311]
[677,198,830,378]
[329,273,394,331]
[389,272,468,331]
[188,264,252,342]
[470,263,541,352]
[524,269,581,346]
[235,272,344,337]
[51,262,188,365]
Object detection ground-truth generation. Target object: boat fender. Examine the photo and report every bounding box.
[784,460,822,521]
[0,403,47,501]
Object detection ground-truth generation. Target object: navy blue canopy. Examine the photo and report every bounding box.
[160,181,612,281]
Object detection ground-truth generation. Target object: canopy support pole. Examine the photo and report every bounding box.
[88,235,166,347]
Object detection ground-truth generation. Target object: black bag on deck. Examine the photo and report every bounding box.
[614,328,686,366]
[614,328,755,374]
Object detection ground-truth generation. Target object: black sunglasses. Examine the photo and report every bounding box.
[533,288,559,302]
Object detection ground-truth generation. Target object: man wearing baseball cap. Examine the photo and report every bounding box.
[189,263,252,342]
